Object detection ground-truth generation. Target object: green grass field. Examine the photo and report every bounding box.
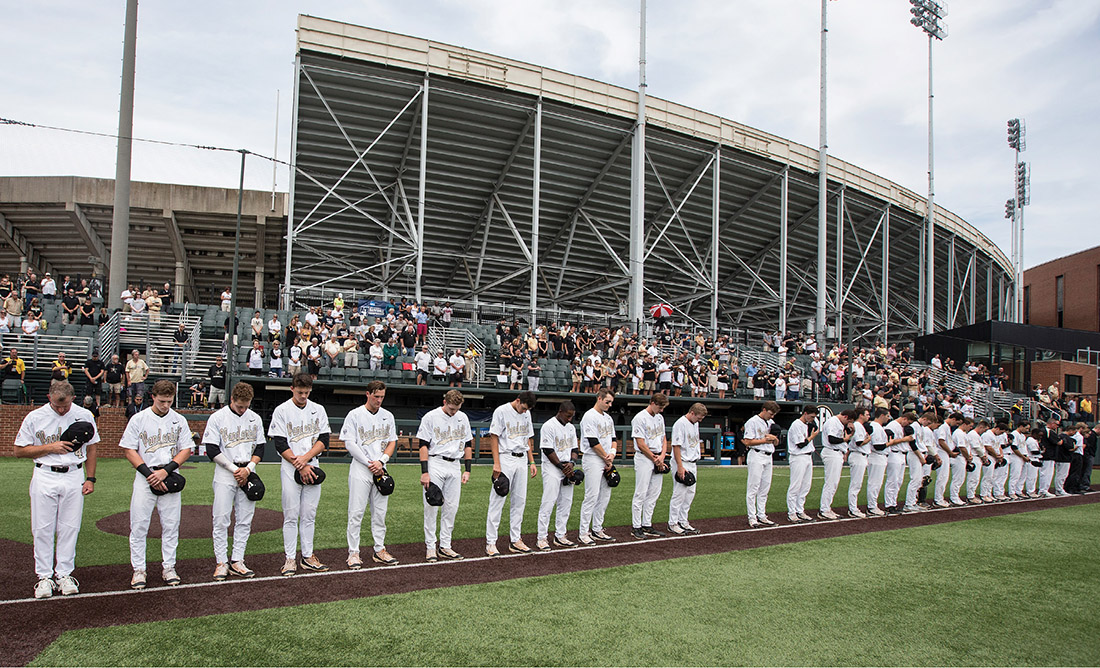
[0,457,914,565]
[30,503,1100,667]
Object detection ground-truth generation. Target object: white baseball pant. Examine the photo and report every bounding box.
[424,458,462,550]
[578,453,612,536]
[992,461,1009,497]
[949,456,967,503]
[30,467,84,579]
[847,452,868,515]
[1024,461,1039,494]
[1008,456,1026,496]
[786,453,813,516]
[979,461,997,498]
[966,461,982,498]
[280,466,321,559]
[632,452,663,528]
[537,462,574,541]
[1039,461,1055,494]
[348,460,389,554]
[933,449,952,504]
[486,455,528,545]
[668,458,697,527]
[1054,462,1070,494]
[904,451,924,508]
[819,448,844,512]
[866,452,888,511]
[884,452,907,508]
[745,449,773,522]
[212,480,256,564]
[130,472,181,571]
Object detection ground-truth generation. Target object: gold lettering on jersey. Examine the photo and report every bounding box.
[503,420,529,440]
[285,418,324,444]
[355,423,393,446]
[218,425,259,450]
[139,426,184,454]
[431,423,468,447]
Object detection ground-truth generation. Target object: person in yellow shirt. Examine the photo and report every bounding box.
[50,352,72,380]
[1079,396,1092,422]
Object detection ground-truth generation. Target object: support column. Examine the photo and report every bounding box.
[174,263,185,303]
[283,54,302,310]
[947,235,955,328]
[778,166,788,335]
[834,188,845,340]
[415,74,429,304]
[711,146,721,334]
[108,0,138,311]
[628,0,647,330]
[968,256,976,325]
[255,215,267,309]
[816,0,828,344]
[882,205,890,341]
[530,98,542,325]
[986,262,992,321]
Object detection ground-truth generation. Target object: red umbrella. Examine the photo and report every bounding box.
[649,303,673,318]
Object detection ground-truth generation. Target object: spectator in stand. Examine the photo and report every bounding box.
[41,273,56,302]
[0,310,10,340]
[343,332,359,368]
[105,353,126,407]
[525,355,539,392]
[146,289,162,323]
[414,344,431,385]
[129,291,146,317]
[97,307,110,327]
[20,313,40,337]
[250,311,264,341]
[22,271,39,310]
[432,349,448,383]
[78,298,95,325]
[247,340,265,376]
[50,352,72,381]
[125,393,144,420]
[416,307,429,346]
[270,346,284,377]
[26,298,43,326]
[83,350,105,405]
[382,336,399,370]
[3,288,21,328]
[120,284,134,313]
[1,348,27,399]
[267,312,282,344]
[442,302,453,328]
[125,350,149,403]
[220,287,232,312]
[171,323,188,373]
[322,336,342,369]
[307,338,322,379]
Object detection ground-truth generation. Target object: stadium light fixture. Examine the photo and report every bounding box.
[1006,117,1028,323]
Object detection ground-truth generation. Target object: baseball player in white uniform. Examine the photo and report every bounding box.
[883,412,918,514]
[342,380,398,568]
[948,418,975,505]
[990,423,1012,500]
[16,380,100,598]
[203,381,266,580]
[1037,418,1061,497]
[668,403,707,535]
[418,389,474,561]
[631,393,670,539]
[578,388,618,545]
[846,408,872,518]
[786,405,821,523]
[486,391,538,555]
[979,422,1007,502]
[119,380,193,589]
[744,401,781,527]
[536,401,581,550]
[966,420,991,502]
[1024,427,1043,497]
[818,409,852,519]
[269,373,331,575]
[865,408,893,516]
[1006,422,1030,499]
[932,412,961,507]
[902,413,937,512]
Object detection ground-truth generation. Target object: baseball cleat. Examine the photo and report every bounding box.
[592,530,615,542]
[641,526,665,538]
[508,541,533,554]
[485,545,501,557]
[867,507,886,517]
[748,520,761,529]
[818,510,840,520]
[553,536,577,548]
[757,516,776,527]
[787,514,801,524]
[847,509,867,519]
[229,561,255,578]
[213,562,229,581]
[131,570,147,590]
[669,523,687,535]
[281,558,297,576]
[681,523,700,534]
[34,577,55,599]
[950,499,967,506]
[968,497,983,505]
[373,550,399,565]
[536,539,552,551]
[301,556,328,572]
[162,569,181,586]
[438,547,464,560]
[346,553,363,570]
[980,496,994,503]
[901,505,920,514]
[577,534,596,546]
[56,575,79,596]
[933,500,950,508]
[631,527,647,540]
[425,548,438,563]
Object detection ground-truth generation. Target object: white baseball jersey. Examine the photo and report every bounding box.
[953,428,969,453]
[1009,431,1028,455]
[744,415,774,454]
[202,405,265,484]
[631,409,666,454]
[787,418,814,456]
[980,430,1000,457]
[489,402,534,455]
[340,404,397,465]
[869,422,889,453]
[416,406,473,459]
[15,403,101,466]
[935,423,954,452]
[268,399,330,469]
[967,430,986,458]
[884,420,908,454]
[671,415,702,462]
[579,408,615,456]
[540,416,578,462]
[118,407,192,467]
[850,420,870,455]
[821,415,847,452]
[914,424,932,453]
[1025,436,1041,461]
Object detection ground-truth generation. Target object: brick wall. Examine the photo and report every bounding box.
[1030,360,1098,403]
[1,405,213,458]
[1022,246,1100,331]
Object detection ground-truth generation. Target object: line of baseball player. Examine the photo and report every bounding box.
[20,376,1088,600]
[746,401,1092,528]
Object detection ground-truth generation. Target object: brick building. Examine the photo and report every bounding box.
[1022,245,1100,331]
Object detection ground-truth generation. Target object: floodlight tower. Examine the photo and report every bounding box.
[909,0,947,335]
[1007,118,1028,322]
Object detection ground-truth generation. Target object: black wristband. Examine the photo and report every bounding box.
[164,461,180,473]
[85,476,96,483]
[420,460,429,474]
[137,464,153,477]
[464,459,472,472]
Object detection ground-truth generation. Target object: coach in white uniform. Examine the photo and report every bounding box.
[865,408,893,516]
[818,409,852,519]
[203,381,266,581]
[418,389,474,561]
[16,380,99,598]
[342,380,399,568]
[744,401,780,527]
[537,401,580,550]
[578,388,618,544]
[668,402,707,535]
[486,391,538,556]
[120,380,193,589]
[269,373,331,576]
[948,419,975,505]
[786,405,820,523]
[846,408,871,518]
[631,393,670,539]
[932,413,961,507]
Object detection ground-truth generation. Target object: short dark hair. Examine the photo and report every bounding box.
[151,380,176,397]
[291,373,313,389]
[517,391,537,408]
[558,400,576,414]
[366,380,386,393]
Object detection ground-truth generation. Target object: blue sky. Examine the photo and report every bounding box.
[2,0,1098,268]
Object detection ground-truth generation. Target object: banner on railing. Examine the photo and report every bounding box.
[358,299,393,319]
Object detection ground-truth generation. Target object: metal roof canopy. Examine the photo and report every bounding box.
[288,16,1013,340]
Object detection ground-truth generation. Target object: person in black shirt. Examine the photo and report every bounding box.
[79,298,96,325]
[97,307,110,327]
[172,323,189,373]
[208,356,228,408]
[158,282,172,301]
[641,355,657,394]
[83,350,106,405]
[400,324,417,355]
[104,353,126,407]
[61,289,80,325]
[125,393,145,420]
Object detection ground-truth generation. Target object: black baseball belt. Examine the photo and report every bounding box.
[35,462,83,473]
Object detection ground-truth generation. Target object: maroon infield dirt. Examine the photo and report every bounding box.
[2,492,1096,666]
